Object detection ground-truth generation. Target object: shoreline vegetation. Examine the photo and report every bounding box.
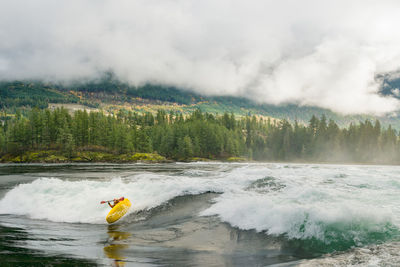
[0,150,247,164]
[1,107,400,164]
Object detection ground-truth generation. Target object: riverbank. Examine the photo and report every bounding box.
[0,151,169,163]
[0,150,248,164]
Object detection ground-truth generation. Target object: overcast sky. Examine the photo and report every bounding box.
[1,0,400,114]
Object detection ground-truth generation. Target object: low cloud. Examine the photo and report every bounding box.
[1,0,400,114]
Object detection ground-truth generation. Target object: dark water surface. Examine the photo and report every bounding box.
[0,163,399,266]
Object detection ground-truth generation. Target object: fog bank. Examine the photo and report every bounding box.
[1,0,400,114]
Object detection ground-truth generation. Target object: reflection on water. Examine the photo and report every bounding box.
[104,225,131,266]
[0,222,97,266]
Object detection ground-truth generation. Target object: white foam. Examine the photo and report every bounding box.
[201,164,400,242]
[201,191,392,242]
[1,163,400,245]
[0,166,259,224]
[298,242,400,266]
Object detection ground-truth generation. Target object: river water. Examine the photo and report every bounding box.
[0,163,400,266]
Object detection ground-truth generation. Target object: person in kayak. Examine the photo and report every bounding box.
[100,197,125,208]
[108,198,120,208]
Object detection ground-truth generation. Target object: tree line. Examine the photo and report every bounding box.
[0,82,79,111]
[0,108,399,163]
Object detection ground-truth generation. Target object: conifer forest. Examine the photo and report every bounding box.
[0,108,398,164]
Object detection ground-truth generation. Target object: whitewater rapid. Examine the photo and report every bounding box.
[1,163,400,250]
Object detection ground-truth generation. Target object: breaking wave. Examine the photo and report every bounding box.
[1,163,400,252]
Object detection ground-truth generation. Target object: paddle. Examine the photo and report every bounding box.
[100,197,124,204]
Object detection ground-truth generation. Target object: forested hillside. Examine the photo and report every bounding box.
[2,76,400,129]
[0,108,399,164]
[0,81,79,111]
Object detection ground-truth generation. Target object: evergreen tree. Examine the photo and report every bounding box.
[0,127,5,153]
[178,135,193,160]
[57,125,75,159]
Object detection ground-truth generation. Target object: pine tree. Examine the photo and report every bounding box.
[245,117,252,149]
[178,135,193,160]
[57,125,75,159]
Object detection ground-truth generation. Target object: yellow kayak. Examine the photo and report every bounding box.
[106,198,132,224]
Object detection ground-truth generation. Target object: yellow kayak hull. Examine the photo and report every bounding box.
[106,198,131,224]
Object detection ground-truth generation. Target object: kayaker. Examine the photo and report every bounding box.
[108,198,120,208]
[100,197,125,208]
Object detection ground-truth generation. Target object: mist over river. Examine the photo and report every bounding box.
[0,163,400,266]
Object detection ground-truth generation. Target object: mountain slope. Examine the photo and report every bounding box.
[1,78,400,129]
